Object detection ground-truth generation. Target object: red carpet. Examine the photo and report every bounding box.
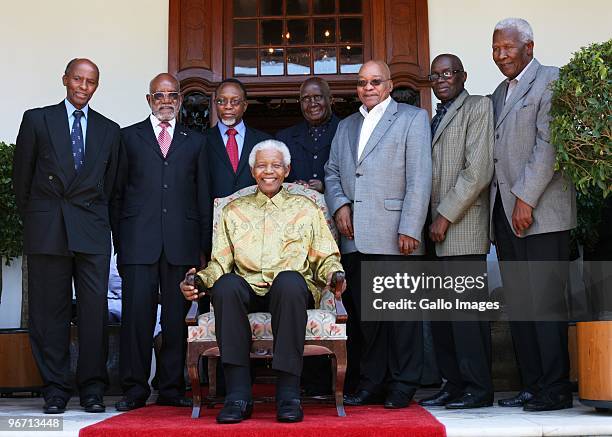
[80,387,446,437]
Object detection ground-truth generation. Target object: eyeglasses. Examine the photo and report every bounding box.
[214,98,245,107]
[150,92,180,101]
[428,70,464,82]
[356,79,390,88]
[299,95,325,104]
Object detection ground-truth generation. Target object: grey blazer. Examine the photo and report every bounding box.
[325,98,432,255]
[431,90,494,257]
[490,58,576,240]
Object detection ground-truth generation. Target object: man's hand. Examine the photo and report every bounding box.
[334,204,354,239]
[180,268,201,301]
[327,271,347,300]
[429,215,451,242]
[307,179,324,193]
[398,234,420,255]
[512,197,533,236]
[295,179,310,188]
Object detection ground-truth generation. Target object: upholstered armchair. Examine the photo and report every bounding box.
[185,183,348,418]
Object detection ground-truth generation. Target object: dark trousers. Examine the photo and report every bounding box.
[28,253,110,403]
[211,271,310,386]
[493,194,571,394]
[344,252,423,395]
[119,251,191,400]
[430,254,492,397]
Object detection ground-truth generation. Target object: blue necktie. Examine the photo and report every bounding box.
[71,110,85,171]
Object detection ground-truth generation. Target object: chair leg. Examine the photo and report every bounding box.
[207,356,218,403]
[331,342,347,417]
[187,344,201,419]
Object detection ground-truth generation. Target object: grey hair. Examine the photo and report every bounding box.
[248,139,292,168]
[494,18,534,43]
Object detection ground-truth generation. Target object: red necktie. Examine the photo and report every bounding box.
[157,121,171,158]
[226,128,239,172]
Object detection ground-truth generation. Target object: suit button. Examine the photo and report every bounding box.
[494,158,498,163]
[48,175,54,180]
[495,134,499,140]
[162,208,167,213]
[356,173,361,177]
[163,184,168,189]
[313,173,318,178]
[313,155,318,159]
[493,182,497,187]
[164,162,169,166]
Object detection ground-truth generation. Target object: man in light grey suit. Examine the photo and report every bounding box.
[325,60,431,408]
[490,18,576,412]
[418,54,494,410]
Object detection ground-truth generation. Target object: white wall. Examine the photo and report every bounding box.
[0,0,169,143]
[0,259,22,328]
[428,0,612,101]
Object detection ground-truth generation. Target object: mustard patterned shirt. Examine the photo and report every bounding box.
[196,187,343,307]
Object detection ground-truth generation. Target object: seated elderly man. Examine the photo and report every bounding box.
[180,139,345,424]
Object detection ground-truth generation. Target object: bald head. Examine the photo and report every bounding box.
[359,60,391,80]
[149,73,180,94]
[147,73,182,122]
[430,53,467,103]
[431,54,464,72]
[62,58,99,109]
[357,60,393,110]
[65,58,99,77]
[299,77,331,98]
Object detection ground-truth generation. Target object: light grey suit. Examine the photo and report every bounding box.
[325,98,432,255]
[490,58,576,239]
[431,90,494,257]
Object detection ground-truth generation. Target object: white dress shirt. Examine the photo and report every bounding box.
[65,99,89,152]
[505,58,534,102]
[150,114,176,140]
[357,95,392,159]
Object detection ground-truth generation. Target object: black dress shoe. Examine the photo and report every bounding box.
[81,395,106,413]
[445,392,493,409]
[156,395,192,407]
[115,396,147,411]
[384,390,415,409]
[216,400,254,424]
[277,399,304,422]
[523,391,572,412]
[344,390,384,406]
[498,390,535,407]
[43,397,66,414]
[418,390,460,407]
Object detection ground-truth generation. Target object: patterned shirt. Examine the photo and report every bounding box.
[196,187,343,307]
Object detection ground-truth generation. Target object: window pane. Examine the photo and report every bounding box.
[314,47,337,74]
[261,0,282,16]
[261,20,283,45]
[261,48,285,75]
[313,0,335,14]
[287,48,311,75]
[234,49,258,76]
[286,0,309,15]
[339,18,362,43]
[234,20,257,46]
[340,45,363,73]
[314,18,336,43]
[287,19,309,45]
[234,0,256,17]
[339,0,362,13]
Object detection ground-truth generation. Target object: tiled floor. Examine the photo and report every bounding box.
[0,392,611,437]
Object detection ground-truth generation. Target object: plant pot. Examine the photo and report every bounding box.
[577,321,612,411]
[0,328,43,394]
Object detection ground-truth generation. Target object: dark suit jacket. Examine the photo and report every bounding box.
[276,114,339,184]
[204,123,272,200]
[13,101,120,256]
[111,119,211,266]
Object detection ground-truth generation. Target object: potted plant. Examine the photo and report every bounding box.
[550,39,611,412]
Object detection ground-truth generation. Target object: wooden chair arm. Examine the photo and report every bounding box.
[333,272,348,324]
[185,301,199,326]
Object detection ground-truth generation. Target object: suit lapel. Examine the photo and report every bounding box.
[165,123,189,159]
[358,99,399,164]
[136,119,164,159]
[73,108,106,183]
[348,114,362,165]
[496,59,540,129]
[46,102,76,183]
[207,125,234,175]
[432,90,468,146]
[236,127,257,177]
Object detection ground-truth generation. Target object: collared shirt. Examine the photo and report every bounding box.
[65,99,89,151]
[358,95,392,159]
[217,120,246,158]
[506,58,534,102]
[196,187,343,307]
[149,114,176,140]
[430,96,457,136]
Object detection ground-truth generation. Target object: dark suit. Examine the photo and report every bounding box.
[111,118,211,401]
[276,114,339,185]
[13,101,120,403]
[204,123,271,200]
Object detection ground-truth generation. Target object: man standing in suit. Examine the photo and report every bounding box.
[111,73,211,411]
[13,58,120,414]
[276,77,339,193]
[418,54,494,409]
[205,78,271,200]
[325,60,431,408]
[490,18,576,411]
